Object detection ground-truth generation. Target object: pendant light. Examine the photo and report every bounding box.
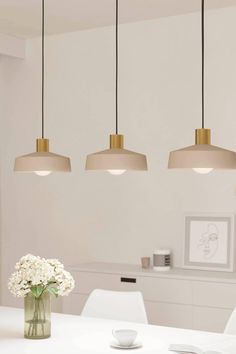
[14,0,71,176]
[168,0,236,173]
[85,0,147,175]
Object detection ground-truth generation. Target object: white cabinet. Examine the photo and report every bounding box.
[63,293,88,315]
[145,302,193,329]
[192,281,236,309]
[139,276,192,304]
[73,271,140,294]
[193,306,232,333]
[63,262,236,333]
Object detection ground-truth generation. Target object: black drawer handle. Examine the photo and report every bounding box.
[120,277,136,283]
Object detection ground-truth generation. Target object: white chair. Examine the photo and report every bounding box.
[224,308,236,334]
[81,289,148,324]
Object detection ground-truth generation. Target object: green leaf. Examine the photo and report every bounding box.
[47,287,59,298]
[31,285,44,298]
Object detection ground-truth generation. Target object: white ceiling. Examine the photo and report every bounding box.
[0,0,235,38]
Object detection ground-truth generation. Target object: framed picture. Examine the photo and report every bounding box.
[183,214,235,272]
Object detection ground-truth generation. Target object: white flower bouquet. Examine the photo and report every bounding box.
[8,254,75,298]
[8,254,75,339]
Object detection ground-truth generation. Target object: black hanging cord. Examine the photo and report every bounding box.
[115,0,118,134]
[42,0,45,138]
[201,0,205,129]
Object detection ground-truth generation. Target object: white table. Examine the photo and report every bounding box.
[1,306,236,354]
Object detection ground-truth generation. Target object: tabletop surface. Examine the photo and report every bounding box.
[0,306,236,354]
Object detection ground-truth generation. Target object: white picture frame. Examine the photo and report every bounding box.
[183,213,235,272]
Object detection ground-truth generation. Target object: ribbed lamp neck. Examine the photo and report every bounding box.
[195,128,211,145]
[36,138,49,152]
[110,134,124,149]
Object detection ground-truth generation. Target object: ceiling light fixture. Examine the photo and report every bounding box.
[14,0,71,176]
[168,0,236,173]
[85,0,147,175]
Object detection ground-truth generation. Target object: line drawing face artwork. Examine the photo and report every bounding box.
[189,219,228,264]
[197,223,219,260]
[184,214,234,272]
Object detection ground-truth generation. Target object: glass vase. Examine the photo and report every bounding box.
[24,291,51,339]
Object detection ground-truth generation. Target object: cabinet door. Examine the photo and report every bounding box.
[62,294,88,315]
[72,271,141,294]
[145,301,193,329]
[139,277,192,304]
[193,281,236,309]
[193,306,232,333]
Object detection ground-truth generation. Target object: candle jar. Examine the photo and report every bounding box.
[153,250,171,271]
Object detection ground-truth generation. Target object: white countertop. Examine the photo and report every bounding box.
[69,262,236,284]
[1,306,236,353]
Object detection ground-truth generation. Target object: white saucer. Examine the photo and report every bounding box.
[110,340,142,350]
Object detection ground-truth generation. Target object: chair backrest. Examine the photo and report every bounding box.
[224,308,236,334]
[81,289,148,324]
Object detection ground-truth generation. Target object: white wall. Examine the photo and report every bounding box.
[1,7,236,309]
[0,57,3,305]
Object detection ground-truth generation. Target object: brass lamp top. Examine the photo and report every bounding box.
[36,138,49,152]
[195,128,211,145]
[110,134,124,149]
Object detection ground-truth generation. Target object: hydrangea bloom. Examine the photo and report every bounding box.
[8,254,75,298]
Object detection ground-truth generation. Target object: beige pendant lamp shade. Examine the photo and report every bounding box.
[168,0,236,173]
[85,0,147,175]
[14,139,71,175]
[86,134,147,173]
[168,129,236,173]
[14,0,71,176]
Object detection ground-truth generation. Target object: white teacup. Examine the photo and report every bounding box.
[112,329,137,347]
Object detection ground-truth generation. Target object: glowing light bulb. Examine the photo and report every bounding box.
[193,168,213,174]
[34,171,52,176]
[107,170,126,175]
